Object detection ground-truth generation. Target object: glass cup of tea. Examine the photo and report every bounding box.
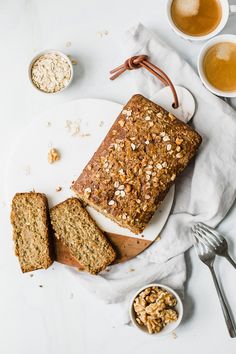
[198,34,236,97]
[166,0,236,41]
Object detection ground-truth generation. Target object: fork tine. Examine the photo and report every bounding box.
[193,228,215,251]
[195,223,219,247]
[198,223,222,243]
[195,226,217,249]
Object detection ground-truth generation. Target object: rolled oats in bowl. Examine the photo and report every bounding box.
[130,284,183,335]
[29,51,73,93]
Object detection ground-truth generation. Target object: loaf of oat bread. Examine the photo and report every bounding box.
[50,198,116,274]
[72,94,202,234]
[11,192,53,272]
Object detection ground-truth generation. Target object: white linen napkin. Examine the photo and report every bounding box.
[69,23,236,315]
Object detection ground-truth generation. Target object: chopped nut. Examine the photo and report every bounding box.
[133,286,178,334]
[125,184,132,193]
[176,153,183,159]
[169,113,176,121]
[108,200,115,206]
[114,181,119,188]
[118,120,125,127]
[48,148,60,164]
[145,116,151,121]
[156,163,162,170]
[118,185,125,190]
[176,146,181,152]
[145,195,151,200]
[145,140,150,145]
[131,143,136,150]
[171,173,176,181]
[176,138,183,145]
[160,132,166,137]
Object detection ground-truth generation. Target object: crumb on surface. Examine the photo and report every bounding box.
[29,274,34,277]
[156,236,161,242]
[66,41,71,47]
[46,121,52,127]
[48,148,60,164]
[23,165,31,176]
[56,186,62,192]
[97,30,109,37]
[99,120,104,127]
[129,268,135,272]
[39,285,43,288]
[172,331,177,339]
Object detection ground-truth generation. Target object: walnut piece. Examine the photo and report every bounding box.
[48,148,60,164]
[133,286,178,334]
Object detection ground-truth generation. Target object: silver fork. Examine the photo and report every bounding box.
[193,236,236,337]
[193,223,236,269]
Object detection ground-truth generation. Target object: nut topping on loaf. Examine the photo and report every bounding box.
[72,94,202,234]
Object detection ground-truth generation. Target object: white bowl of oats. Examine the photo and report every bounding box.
[29,50,73,94]
[129,283,183,335]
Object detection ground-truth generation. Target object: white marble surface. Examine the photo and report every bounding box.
[0,1,236,353]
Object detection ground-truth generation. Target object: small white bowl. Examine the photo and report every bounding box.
[28,50,74,94]
[129,283,183,336]
[198,34,236,97]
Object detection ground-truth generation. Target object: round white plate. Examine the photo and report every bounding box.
[5,98,175,241]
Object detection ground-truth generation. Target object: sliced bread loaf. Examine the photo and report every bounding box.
[50,198,116,274]
[11,192,53,272]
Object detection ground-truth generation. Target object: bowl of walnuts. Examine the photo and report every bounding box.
[129,283,183,335]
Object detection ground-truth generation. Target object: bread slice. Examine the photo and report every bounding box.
[11,192,53,272]
[50,198,116,274]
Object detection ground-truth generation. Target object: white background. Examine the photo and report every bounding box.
[1,1,236,353]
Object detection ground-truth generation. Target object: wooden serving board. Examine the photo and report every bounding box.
[54,233,152,269]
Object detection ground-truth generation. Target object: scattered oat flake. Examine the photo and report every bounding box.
[166,144,172,151]
[108,200,115,206]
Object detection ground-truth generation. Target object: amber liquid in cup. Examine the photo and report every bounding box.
[203,42,236,92]
[171,0,222,36]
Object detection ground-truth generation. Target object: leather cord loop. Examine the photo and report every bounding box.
[110,55,179,109]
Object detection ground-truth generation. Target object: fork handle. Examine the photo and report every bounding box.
[225,254,236,270]
[209,266,236,338]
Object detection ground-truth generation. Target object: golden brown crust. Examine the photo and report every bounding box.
[11,192,53,272]
[72,94,202,234]
[50,198,116,274]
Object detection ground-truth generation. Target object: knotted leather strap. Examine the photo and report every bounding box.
[110,55,179,109]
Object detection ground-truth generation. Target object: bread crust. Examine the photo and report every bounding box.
[72,94,202,234]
